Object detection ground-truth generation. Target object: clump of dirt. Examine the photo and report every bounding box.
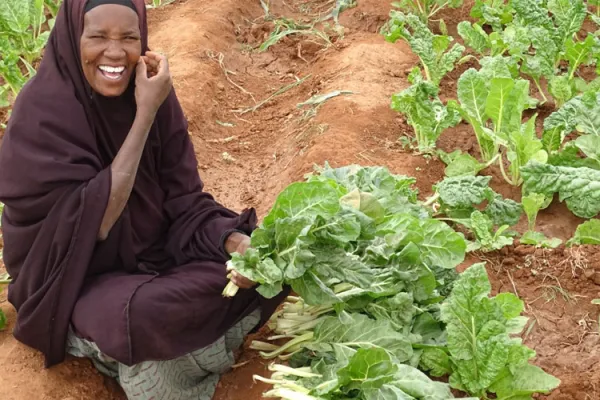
[0,0,598,399]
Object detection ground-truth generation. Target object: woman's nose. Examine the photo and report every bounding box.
[104,40,126,59]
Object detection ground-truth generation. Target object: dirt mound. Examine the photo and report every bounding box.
[1,0,598,399]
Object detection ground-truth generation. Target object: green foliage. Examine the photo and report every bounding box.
[391,69,461,153]
[451,65,536,162]
[383,11,465,86]
[567,219,600,246]
[521,161,600,218]
[391,0,464,22]
[0,0,57,107]
[439,263,561,398]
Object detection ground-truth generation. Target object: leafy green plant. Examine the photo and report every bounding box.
[567,219,600,245]
[438,149,488,177]
[437,263,561,398]
[521,161,600,219]
[383,11,465,86]
[520,193,562,248]
[0,0,57,107]
[450,64,536,162]
[390,68,461,153]
[542,91,600,153]
[470,0,513,31]
[391,0,464,22]
[428,175,522,251]
[499,114,548,186]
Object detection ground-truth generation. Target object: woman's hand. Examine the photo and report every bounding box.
[225,232,257,290]
[135,51,172,115]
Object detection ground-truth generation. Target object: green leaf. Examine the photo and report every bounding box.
[567,219,600,246]
[470,211,513,251]
[548,75,573,109]
[485,77,515,136]
[506,114,548,185]
[383,11,464,85]
[436,175,492,208]
[419,348,451,377]
[574,135,600,164]
[391,78,460,152]
[312,312,414,362]
[291,271,340,305]
[521,162,600,218]
[520,231,562,249]
[522,192,546,231]
[263,181,341,227]
[457,69,489,126]
[457,21,490,54]
[444,152,485,177]
[337,347,397,392]
[489,363,561,399]
[565,34,595,79]
[391,364,455,399]
[484,191,523,227]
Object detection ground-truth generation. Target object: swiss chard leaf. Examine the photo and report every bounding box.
[311,312,414,363]
[521,162,600,218]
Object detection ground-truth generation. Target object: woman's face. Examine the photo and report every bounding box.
[80,4,141,97]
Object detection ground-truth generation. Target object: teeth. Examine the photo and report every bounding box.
[99,65,125,73]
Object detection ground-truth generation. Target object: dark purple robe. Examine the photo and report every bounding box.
[0,0,286,368]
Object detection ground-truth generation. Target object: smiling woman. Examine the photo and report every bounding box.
[0,0,288,399]
[80,1,141,96]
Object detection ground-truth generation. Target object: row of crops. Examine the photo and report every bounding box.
[220,1,600,399]
[387,0,600,248]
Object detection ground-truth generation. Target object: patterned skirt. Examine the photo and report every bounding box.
[66,309,261,400]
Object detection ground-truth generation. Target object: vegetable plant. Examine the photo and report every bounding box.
[0,0,57,107]
[449,63,536,162]
[437,263,561,398]
[567,219,600,245]
[382,11,465,86]
[521,161,600,219]
[520,193,562,248]
[391,68,461,153]
[391,0,464,22]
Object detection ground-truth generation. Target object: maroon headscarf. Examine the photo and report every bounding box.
[0,0,263,367]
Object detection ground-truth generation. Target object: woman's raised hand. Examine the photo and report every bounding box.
[135,51,172,115]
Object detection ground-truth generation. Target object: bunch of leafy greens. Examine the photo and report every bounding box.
[235,164,560,400]
[391,68,461,153]
[382,11,465,86]
[223,164,466,304]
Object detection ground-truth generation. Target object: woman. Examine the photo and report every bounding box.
[0,0,287,398]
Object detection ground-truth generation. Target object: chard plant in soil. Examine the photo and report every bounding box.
[223,164,560,400]
[390,68,461,153]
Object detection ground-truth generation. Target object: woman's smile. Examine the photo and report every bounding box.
[97,64,127,82]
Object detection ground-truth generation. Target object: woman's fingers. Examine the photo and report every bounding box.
[230,270,256,289]
[141,55,158,77]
